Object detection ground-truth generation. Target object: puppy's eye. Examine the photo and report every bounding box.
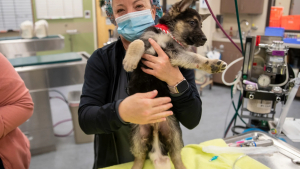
[189,21,195,26]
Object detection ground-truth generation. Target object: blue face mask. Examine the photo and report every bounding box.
[115,9,155,42]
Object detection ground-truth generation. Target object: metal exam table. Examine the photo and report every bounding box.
[224,131,300,169]
[1,35,90,154]
[9,52,90,155]
[0,35,65,58]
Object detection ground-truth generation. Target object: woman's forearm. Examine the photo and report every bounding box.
[0,91,34,138]
[170,68,202,129]
[0,53,34,138]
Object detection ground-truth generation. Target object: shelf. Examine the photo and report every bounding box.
[284,43,300,49]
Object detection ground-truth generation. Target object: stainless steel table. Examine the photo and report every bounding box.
[14,51,90,155]
[0,35,64,58]
[224,131,300,169]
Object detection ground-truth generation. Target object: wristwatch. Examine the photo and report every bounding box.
[167,78,189,94]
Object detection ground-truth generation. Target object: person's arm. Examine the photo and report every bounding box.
[0,53,34,139]
[170,68,202,129]
[78,49,125,135]
[141,39,202,129]
[79,49,173,134]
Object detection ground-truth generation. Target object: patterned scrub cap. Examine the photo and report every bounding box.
[105,0,163,25]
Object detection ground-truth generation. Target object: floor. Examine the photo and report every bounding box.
[30,84,300,169]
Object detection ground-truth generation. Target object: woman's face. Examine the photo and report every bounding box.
[112,0,156,21]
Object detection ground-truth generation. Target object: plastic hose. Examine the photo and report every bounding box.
[224,85,247,138]
[204,0,242,54]
[234,0,244,55]
[231,88,246,125]
[232,155,247,169]
[254,48,261,55]
[221,0,245,87]
[223,0,247,138]
[221,57,244,86]
[49,90,68,103]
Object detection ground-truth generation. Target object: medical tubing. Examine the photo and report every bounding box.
[232,155,247,169]
[204,0,242,54]
[232,88,246,126]
[254,48,261,55]
[231,125,247,135]
[49,96,67,103]
[55,129,73,137]
[231,90,243,123]
[49,90,68,103]
[224,99,233,132]
[53,119,72,127]
[224,86,246,137]
[234,0,244,55]
[221,57,244,86]
[224,105,237,136]
[224,89,237,137]
[53,119,74,137]
[49,91,74,137]
[284,76,299,91]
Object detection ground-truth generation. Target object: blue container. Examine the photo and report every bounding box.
[265,27,285,37]
[283,38,300,44]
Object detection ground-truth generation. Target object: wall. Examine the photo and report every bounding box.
[275,0,291,15]
[197,0,221,55]
[290,0,300,15]
[0,0,96,55]
[33,0,96,55]
[96,0,115,48]
[221,0,269,35]
[197,0,269,55]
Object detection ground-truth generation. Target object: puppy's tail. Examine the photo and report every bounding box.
[148,125,171,169]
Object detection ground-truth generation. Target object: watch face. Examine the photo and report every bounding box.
[258,75,271,87]
[177,80,189,93]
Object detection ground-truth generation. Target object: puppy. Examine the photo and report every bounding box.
[123,0,227,169]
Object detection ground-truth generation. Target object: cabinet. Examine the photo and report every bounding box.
[212,41,243,84]
[18,90,56,155]
[220,0,264,14]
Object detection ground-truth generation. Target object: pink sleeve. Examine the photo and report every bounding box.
[0,53,34,139]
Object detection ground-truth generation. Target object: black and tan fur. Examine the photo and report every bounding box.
[123,0,227,169]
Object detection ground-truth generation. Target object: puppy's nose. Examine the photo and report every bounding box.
[202,37,207,41]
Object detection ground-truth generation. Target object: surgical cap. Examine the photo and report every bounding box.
[105,0,163,25]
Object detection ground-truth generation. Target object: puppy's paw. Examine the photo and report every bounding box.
[123,39,145,72]
[199,59,227,74]
[123,56,140,72]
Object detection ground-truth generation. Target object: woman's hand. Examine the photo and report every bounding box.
[118,90,173,124]
[141,38,184,86]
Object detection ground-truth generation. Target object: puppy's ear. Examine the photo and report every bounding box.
[178,0,194,12]
[201,14,211,21]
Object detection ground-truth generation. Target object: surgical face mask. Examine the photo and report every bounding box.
[115,9,155,42]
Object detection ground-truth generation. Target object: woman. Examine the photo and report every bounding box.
[0,53,34,169]
[78,0,202,168]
